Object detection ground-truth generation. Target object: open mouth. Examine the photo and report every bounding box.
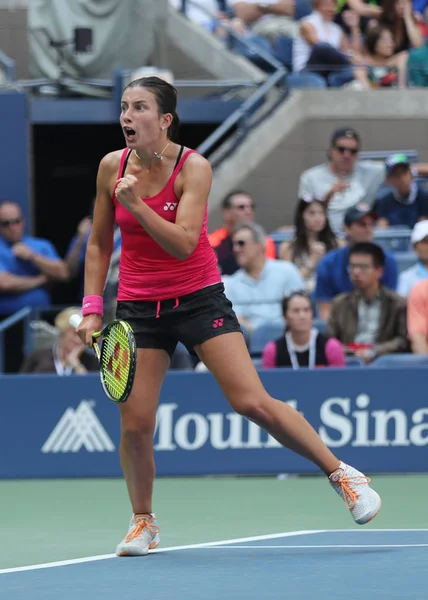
[124,127,136,139]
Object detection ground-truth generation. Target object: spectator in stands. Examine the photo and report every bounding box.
[298,128,386,232]
[375,154,428,228]
[407,277,428,353]
[292,0,362,86]
[169,0,228,31]
[228,0,297,40]
[354,25,408,88]
[209,190,276,274]
[20,307,98,375]
[327,242,408,362]
[397,220,428,296]
[262,290,346,368]
[0,201,68,373]
[279,195,341,293]
[315,203,398,320]
[379,0,423,53]
[335,0,382,34]
[223,222,304,331]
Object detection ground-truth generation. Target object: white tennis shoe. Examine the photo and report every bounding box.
[329,463,382,525]
[116,513,160,556]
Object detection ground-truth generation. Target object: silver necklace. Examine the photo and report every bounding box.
[134,141,171,163]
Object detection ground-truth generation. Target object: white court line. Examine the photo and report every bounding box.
[1,528,427,575]
[0,530,319,575]
[202,544,428,549]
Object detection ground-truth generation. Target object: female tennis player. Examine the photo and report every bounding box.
[77,76,381,557]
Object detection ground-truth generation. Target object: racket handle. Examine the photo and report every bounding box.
[69,314,83,329]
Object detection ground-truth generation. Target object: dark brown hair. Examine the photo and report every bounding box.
[125,76,180,142]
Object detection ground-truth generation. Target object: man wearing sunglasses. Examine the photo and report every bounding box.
[298,127,386,232]
[0,201,68,372]
[209,190,276,275]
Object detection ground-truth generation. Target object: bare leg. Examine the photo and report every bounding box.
[118,348,170,513]
[196,333,340,475]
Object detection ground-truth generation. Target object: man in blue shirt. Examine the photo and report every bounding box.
[315,203,398,320]
[0,201,68,371]
[375,154,428,229]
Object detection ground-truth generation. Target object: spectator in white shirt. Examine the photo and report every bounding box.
[397,220,428,297]
[298,127,386,232]
[228,0,298,39]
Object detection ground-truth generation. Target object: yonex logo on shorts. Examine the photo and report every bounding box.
[212,318,224,328]
[41,401,115,453]
[163,202,177,211]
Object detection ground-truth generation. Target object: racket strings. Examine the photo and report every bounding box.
[101,324,132,400]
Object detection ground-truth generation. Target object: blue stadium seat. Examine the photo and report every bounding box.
[250,322,284,357]
[313,318,327,334]
[374,228,412,252]
[359,150,419,162]
[345,356,365,367]
[368,353,428,367]
[273,36,293,71]
[394,251,418,274]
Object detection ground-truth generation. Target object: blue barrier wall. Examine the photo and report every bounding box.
[0,91,31,230]
[0,369,427,479]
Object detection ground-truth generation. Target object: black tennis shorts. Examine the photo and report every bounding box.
[116,283,242,357]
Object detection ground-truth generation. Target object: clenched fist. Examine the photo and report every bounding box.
[12,242,35,261]
[116,174,140,212]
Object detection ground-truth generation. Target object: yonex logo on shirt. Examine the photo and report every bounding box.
[163,202,178,211]
[212,318,224,328]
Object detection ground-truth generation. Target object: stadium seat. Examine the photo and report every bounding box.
[345,356,365,367]
[368,353,428,367]
[313,318,327,334]
[374,228,412,252]
[394,251,418,274]
[250,322,284,357]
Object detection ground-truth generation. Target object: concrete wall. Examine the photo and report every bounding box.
[0,3,28,79]
[208,89,428,233]
[0,2,263,85]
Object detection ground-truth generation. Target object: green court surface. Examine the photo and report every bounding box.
[1,474,427,570]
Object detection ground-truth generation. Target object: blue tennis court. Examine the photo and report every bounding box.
[1,529,427,600]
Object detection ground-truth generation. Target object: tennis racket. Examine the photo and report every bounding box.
[70,314,137,404]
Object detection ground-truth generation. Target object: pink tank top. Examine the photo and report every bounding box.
[113,147,221,302]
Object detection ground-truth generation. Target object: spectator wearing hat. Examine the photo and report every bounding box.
[397,220,428,297]
[407,277,428,354]
[327,242,408,363]
[298,127,386,232]
[375,154,428,229]
[314,203,398,320]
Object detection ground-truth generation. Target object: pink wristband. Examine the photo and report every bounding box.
[82,295,103,316]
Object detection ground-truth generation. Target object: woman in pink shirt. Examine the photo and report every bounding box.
[77,76,381,557]
[262,291,345,368]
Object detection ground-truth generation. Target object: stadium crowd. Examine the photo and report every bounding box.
[2,124,428,374]
[171,0,428,88]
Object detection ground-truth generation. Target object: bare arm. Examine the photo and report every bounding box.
[117,154,212,261]
[231,1,263,24]
[300,20,319,46]
[347,0,382,18]
[410,332,428,354]
[318,301,332,321]
[30,254,68,281]
[84,154,117,296]
[261,1,295,17]
[353,66,371,89]
[0,272,47,294]
[403,9,424,48]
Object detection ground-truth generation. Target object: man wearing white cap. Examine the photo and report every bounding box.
[397,220,428,297]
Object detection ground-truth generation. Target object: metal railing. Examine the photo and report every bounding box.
[0,307,32,374]
[0,48,16,83]
[178,0,287,162]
